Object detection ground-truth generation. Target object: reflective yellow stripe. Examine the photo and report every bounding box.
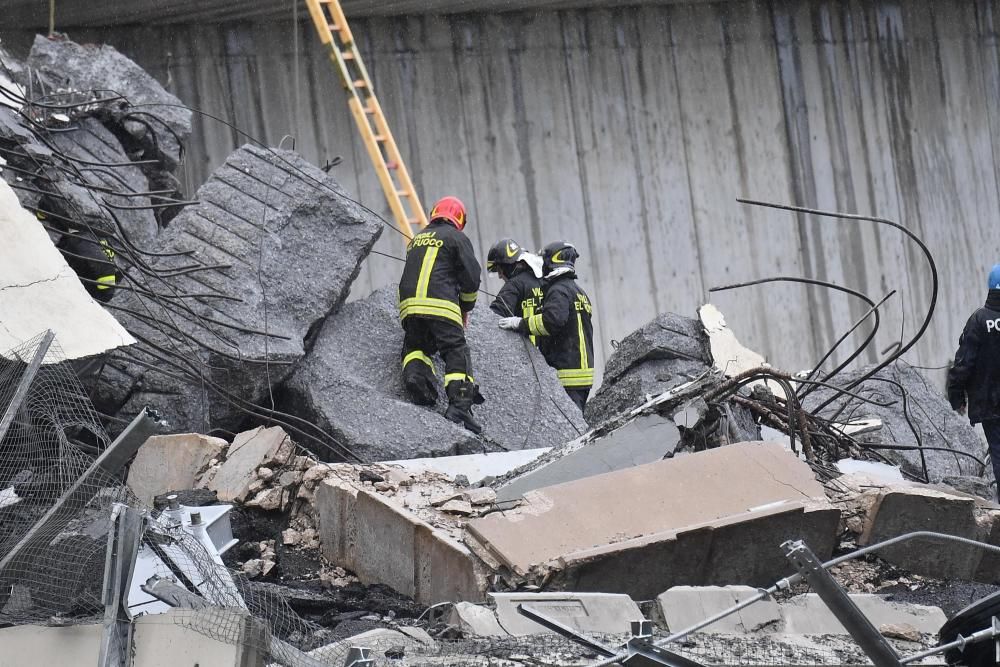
[95,274,116,290]
[459,291,478,303]
[416,246,438,298]
[525,305,536,345]
[444,372,471,386]
[527,313,548,337]
[399,297,464,327]
[557,368,594,387]
[577,313,588,370]
[402,351,434,371]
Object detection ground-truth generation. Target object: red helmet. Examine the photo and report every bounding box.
[429,196,467,230]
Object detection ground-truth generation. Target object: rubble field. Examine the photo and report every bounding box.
[0,33,998,667]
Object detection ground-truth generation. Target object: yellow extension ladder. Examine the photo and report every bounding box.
[304,0,427,239]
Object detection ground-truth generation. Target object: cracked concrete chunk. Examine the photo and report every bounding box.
[780,594,945,635]
[0,179,134,359]
[96,144,381,435]
[282,286,585,462]
[206,426,292,503]
[587,312,712,425]
[127,433,227,505]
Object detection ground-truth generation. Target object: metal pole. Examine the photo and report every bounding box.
[0,329,54,445]
[98,504,144,667]
[783,540,902,667]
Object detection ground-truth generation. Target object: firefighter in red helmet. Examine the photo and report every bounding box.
[398,196,484,433]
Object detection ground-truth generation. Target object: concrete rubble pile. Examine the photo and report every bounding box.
[4,34,1000,667]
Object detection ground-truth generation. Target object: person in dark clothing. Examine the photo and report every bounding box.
[36,200,119,302]
[485,238,544,343]
[498,241,595,412]
[398,196,484,433]
[948,263,1000,500]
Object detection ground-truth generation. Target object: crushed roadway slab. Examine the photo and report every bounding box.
[495,412,680,504]
[127,433,227,505]
[0,179,135,359]
[384,448,550,485]
[97,144,382,435]
[465,442,839,600]
[586,312,712,425]
[282,286,587,461]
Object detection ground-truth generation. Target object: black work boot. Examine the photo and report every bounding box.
[445,381,483,434]
[403,362,438,406]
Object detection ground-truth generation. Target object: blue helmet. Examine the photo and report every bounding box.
[990,264,1000,290]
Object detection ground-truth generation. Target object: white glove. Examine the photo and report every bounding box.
[498,317,523,331]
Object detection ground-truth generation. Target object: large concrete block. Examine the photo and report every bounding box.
[779,594,946,636]
[859,485,984,579]
[448,601,508,637]
[0,623,101,666]
[132,609,266,667]
[96,144,382,437]
[586,312,712,425]
[490,592,643,636]
[658,586,781,634]
[27,35,192,169]
[466,442,839,599]
[282,287,586,461]
[128,432,227,505]
[207,426,292,503]
[496,413,681,503]
[316,477,486,606]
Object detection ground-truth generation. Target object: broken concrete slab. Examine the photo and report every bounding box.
[316,473,486,606]
[586,312,712,425]
[700,303,784,398]
[466,442,839,600]
[384,448,550,485]
[27,35,192,170]
[0,178,134,359]
[96,144,382,435]
[205,426,291,503]
[805,361,987,482]
[779,594,946,636]
[857,482,986,580]
[127,432,227,505]
[0,623,103,665]
[449,601,508,637]
[495,412,680,504]
[658,586,781,634]
[282,286,586,461]
[490,592,643,637]
[132,609,267,667]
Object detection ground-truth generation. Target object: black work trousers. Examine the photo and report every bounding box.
[983,418,1000,502]
[565,387,590,413]
[401,316,473,386]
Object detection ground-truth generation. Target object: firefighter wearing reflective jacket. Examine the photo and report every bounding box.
[498,241,594,412]
[486,238,544,344]
[398,196,484,433]
[36,201,118,303]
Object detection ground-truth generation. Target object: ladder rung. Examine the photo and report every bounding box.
[343,51,355,60]
[364,104,376,115]
[373,134,387,142]
[386,161,399,169]
[407,218,421,225]
[353,79,367,88]
[328,23,342,32]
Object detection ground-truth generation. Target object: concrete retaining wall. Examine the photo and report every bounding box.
[4,0,998,380]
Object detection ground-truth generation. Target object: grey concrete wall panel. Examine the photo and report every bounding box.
[7,0,999,386]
